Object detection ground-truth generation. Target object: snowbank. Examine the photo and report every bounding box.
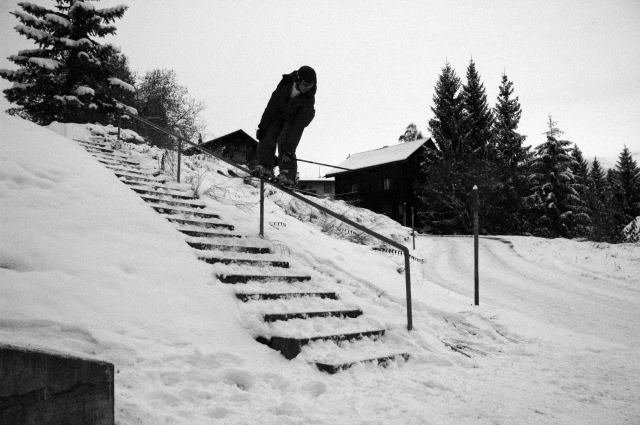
[2,115,639,424]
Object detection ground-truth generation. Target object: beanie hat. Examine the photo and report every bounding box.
[297,65,317,84]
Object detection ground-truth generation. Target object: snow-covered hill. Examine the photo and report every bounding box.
[1,114,639,424]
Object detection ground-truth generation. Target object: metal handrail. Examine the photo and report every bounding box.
[116,108,413,330]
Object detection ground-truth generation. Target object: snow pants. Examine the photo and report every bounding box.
[256,120,299,181]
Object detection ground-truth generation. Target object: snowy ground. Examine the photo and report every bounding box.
[1,114,639,424]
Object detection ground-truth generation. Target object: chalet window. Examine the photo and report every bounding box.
[351,183,360,192]
[383,178,392,191]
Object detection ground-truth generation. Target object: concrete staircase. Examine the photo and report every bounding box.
[75,137,410,373]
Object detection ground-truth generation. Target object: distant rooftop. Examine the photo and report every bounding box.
[326,138,434,176]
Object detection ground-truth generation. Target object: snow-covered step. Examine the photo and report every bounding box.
[85,147,129,158]
[129,187,195,200]
[238,295,348,312]
[256,329,386,360]
[97,157,143,168]
[300,338,410,374]
[176,227,241,239]
[118,174,167,185]
[263,309,363,322]
[140,195,206,209]
[198,255,289,268]
[164,216,234,230]
[91,152,140,165]
[76,139,110,149]
[151,204,221,220]
[187,240,270,253]
[217,273,311,284]
[105,164,157,177]
[235,291,339,302]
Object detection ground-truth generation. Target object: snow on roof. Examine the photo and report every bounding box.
[326,138,431,176]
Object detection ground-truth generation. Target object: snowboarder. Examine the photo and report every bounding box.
[253,65,317,186]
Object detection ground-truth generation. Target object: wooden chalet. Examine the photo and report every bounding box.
[298,177,335,198]
[184,129,257,165]
[326,138,436,223]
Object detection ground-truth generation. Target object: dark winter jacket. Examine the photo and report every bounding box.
[258,70,316,145]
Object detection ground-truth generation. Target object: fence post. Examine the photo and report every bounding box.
[403,248,413,330]
[176,137,182,183]
[403,202,407,226]
[411,206,415,250]
[259,179,265,237]
[473,185,479,306]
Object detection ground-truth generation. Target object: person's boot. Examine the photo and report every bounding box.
[276,173,295,187]
[251,165,274,179]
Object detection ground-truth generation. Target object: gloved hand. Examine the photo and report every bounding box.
[256,127,264,140]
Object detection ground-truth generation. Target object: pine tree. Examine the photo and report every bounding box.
[587,158,619,241]
[0,0,133,124]
[428,63,464,159]
[526,116,590,237]
[490,73,530,233]
[461,60,493,159]
[398,123,424,143]
[493,74,527,168]
[613,146,640,219]
[589,158,606,197]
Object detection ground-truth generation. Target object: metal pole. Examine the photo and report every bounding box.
[473,185,479,306]
[403,249,413,330]
[177,138,182,183]
[259,179,265,237]
[411,206,415,250]
[403,202,407,226]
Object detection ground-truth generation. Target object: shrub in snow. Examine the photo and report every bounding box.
[623,217,640,243]
[0,0,135,125]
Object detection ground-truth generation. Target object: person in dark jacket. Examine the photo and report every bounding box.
[254,65,316,185]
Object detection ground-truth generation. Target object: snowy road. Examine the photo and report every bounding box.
[415,235,640,347]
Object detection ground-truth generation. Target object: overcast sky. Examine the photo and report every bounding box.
[1,0,639,177]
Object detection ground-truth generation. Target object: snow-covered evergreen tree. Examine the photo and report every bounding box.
[612,146,640,219]
[526,116,590,237]
[461,60,493,159]
[398,123,424,143]
[0,0,134,124]
[428,63,464,159]
[493,73,527,168]
[587,157,620,242]
[589,158,606,197]
[489,73,531,233]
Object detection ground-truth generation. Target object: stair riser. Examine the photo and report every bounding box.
[168,218,233,230]
[119,176,167,186]
[108,166,155,177]
[130,188,195,200]
[263,310,362,322]
[218,275,311,284]
[178,229,241,238]
[153,208,220,220]
[235,292,338,302]
[187,242,269,253]
[258,330,385,360]
[199,258,289,268]
[142,197,205,209]
[95,156,140,166]
[315,353,410,374]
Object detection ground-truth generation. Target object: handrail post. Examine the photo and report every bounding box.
[403,248,413,330]
[259,179,265,237]
[176,137,182,183]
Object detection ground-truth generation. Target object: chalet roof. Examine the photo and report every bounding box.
[326,138,433,176]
